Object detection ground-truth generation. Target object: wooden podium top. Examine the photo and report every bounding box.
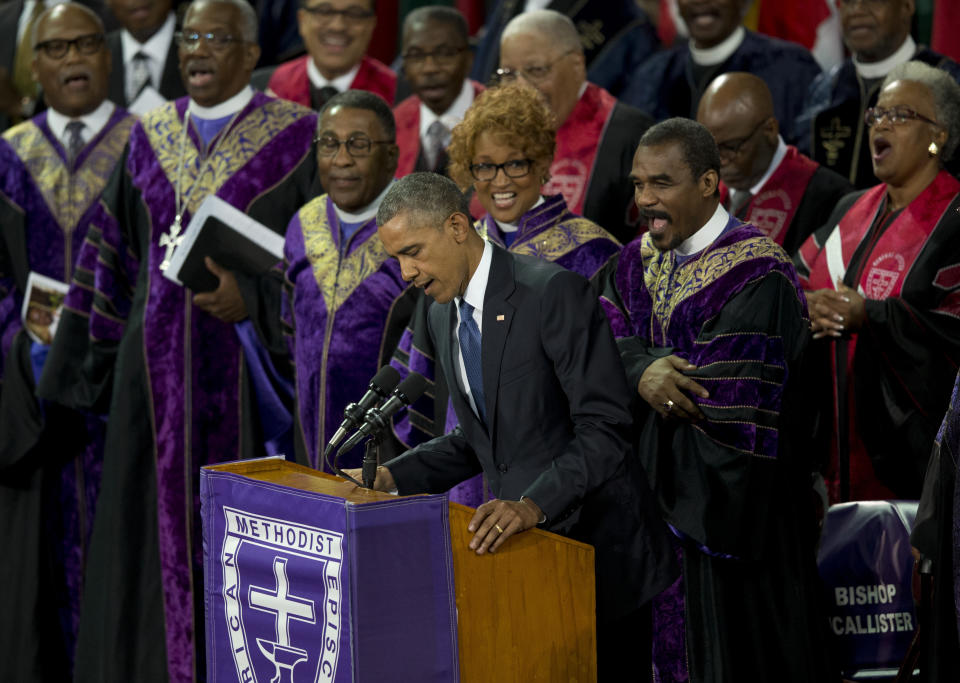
[204,457,597,681]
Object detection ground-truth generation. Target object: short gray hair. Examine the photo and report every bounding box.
[502,9,582,55]
[185,0,258,43]
[883,60,960,162]
[377,172,470,229]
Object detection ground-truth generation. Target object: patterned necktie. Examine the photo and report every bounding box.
[457,299,486,424]
[12,1,44,100]
[425,120,450,172]
[128,51,151,102]
[65,121,85,165]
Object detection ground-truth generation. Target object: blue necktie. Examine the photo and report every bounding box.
[457,299,486,423]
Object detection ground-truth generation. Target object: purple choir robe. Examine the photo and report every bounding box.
[389,194,620,506]
[599,215,830,681]
[35,93,318,683]
[283,194,409,470]
[0,107,135,682]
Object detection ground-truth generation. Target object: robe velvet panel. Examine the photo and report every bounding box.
[0,109,135,371]
[68,93,316,683]
[283,195,407,470]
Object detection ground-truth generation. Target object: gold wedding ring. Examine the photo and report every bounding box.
[494,524,504,535]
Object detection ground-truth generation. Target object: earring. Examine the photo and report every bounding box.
[929,141,939,157]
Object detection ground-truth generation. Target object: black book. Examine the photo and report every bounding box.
[163,195,284,293]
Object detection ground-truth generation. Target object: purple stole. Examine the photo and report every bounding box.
[0,108,135,360]
[392,195,620,506]
[603,219,803,681]
[283,195,407,470]
[83,93,314,682]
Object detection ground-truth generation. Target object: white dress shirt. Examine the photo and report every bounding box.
[307,57,359,93]
[418,78,474,143]
[120,12,176,100]
[675,203,730,257]
[453,240,493,418]
[46,99,115,149]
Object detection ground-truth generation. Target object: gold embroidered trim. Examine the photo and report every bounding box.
[4,116,135,233]
[143,99,312,215]
[299,196,391,313]
[641,231,793,333]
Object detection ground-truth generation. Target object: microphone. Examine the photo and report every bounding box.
[342,372,428,454]
[323,365,400,461]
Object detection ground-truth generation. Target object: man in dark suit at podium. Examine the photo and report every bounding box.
[361,171,676,682]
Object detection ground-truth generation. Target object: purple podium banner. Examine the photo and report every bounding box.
[200,465,459,683]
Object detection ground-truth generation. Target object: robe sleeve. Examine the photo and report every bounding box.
[0,183,27,365]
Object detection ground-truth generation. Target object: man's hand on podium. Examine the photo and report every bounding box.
[341,465,396,492]
[467,498,543,555]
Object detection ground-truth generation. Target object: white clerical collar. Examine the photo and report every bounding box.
[459,239,493,316]
[748,135,788,196]
[120,11,175,67]
[675,203,729,256]
[189,86,254,120]
[419,79,474,139]
[523,0,551,11]
[47,99,115,144]
[493,195,545,235]
[307,56,359,93]
[690,26,746,66]
[854,35,916,80]
[333,180,394,225]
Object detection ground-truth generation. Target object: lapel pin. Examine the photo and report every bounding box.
[496,314,505,321]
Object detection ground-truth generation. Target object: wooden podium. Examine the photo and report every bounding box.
[200,458,596,682]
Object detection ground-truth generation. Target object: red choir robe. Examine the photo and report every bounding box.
[267,54,397,107]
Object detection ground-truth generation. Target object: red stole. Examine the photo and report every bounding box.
[803,170,960,501]
[267,55,397,108]
[719,146,819,246]
[541,83,616,216]
[804,170,960,295]
[393,80,484,177]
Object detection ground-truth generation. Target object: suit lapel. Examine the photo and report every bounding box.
[158,34,186,100]
[481,247,516,438]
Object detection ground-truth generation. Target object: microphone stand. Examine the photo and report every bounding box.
[361,432,382,489]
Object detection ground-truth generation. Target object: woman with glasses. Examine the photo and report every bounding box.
[388,84,621,506]
[795,60,960,504]
[447,84,620,277]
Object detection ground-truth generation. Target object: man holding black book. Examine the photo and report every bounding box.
[36,0,319,680]
[283,89,410,472]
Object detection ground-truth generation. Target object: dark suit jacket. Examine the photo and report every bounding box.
[388,246,676,620]
[105,28,186,108]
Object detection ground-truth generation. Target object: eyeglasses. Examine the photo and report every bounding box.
[176,31,247,51]
[715,118,768,160]
[864,106,941,128]
[469,159,532,182]
[492,50,576,85]
[34,33,105,59]
[402,46,468,68]
[315,134,392,157]
[301,3,375,22]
